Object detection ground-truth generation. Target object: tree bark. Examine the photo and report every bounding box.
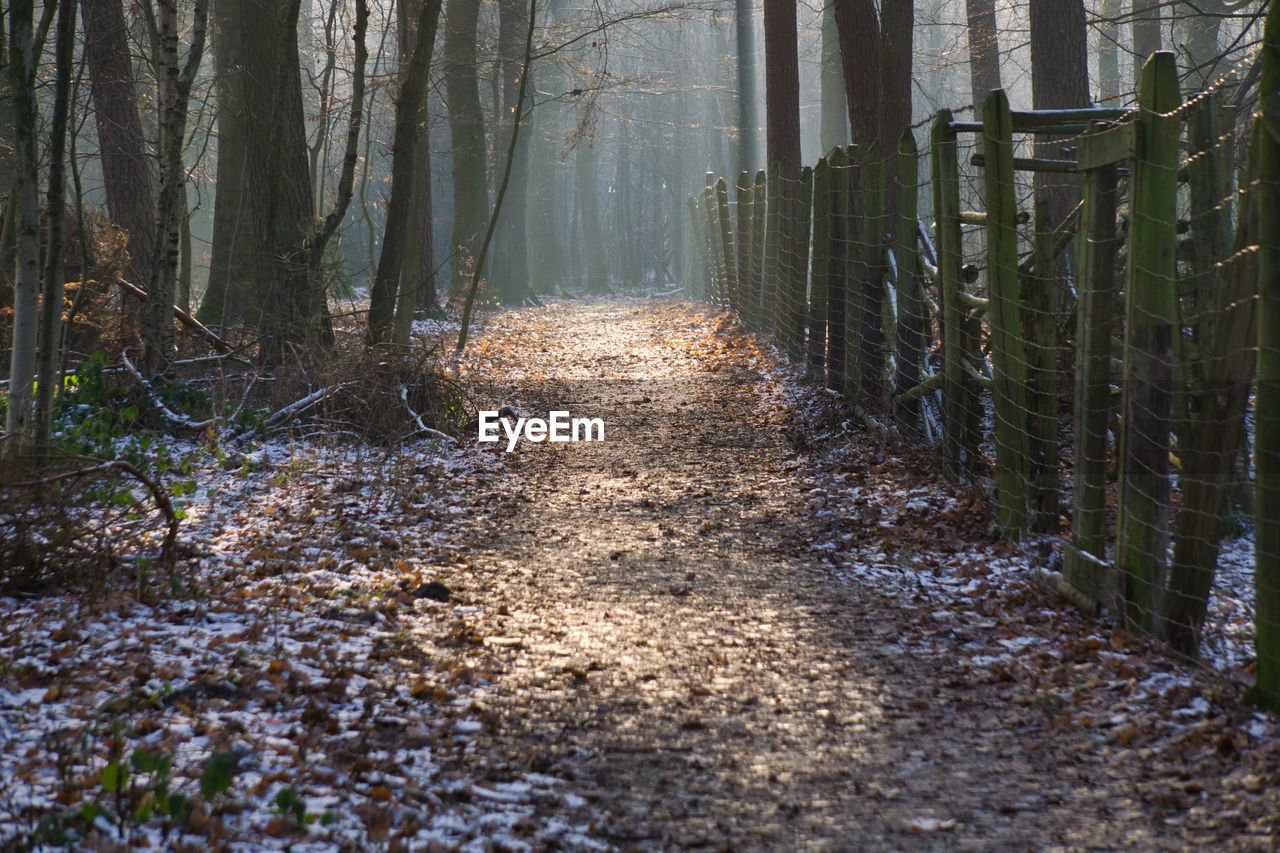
[367,0,443,343]
[965,0,1001,105]
[494,0,532,304]
[832,0,879,147]
[80,0,156,298]
[5,1,41,444]
[762,0,801,170]
[144,0,208,375]
[444,0,487,297]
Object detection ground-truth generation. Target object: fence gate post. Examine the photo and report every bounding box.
[715,177,737,311]
[1065,120,1127,607]
[931,112,969,477]
[810,158,832,375]
[1254,0,1280,710]
[736,171,754,321]
[1118,52,1180,633]
[893,130,922,437]
[982,89,1031,538]
[828,147,850,394]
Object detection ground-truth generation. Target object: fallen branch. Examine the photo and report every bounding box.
[121,351,217,431]
[7,457,179,571]
[117,278,232,354]
[241,381,357,439]
[399,384,458,445]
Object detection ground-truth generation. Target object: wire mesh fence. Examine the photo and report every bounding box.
[687,19,1280,710]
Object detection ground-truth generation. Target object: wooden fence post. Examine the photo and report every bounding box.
[1027,176,1061,532]
[790,165,813,362]
[931,112,971,477]
[763,163,781,333]
[982,89,1031,539]
[859,142,886,400]
[736,171,754,322]
[810,157,831,375]
[893,130,922,437]
[703,176,724,304]
[750,170,767,331]
[774,160,798,353]
[1118,53,1180,632]
[1065,121,1124,606]
[1254,0,1280,709]
[715,176,737,311]
[688,195,710,300]
[828,147,850,394]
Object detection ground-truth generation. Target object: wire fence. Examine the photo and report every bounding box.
[688,21,1280,711]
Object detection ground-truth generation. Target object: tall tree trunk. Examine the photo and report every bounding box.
[444,0,487,297]
[400,0,438,317]
[34,0,75,448]
[80,0,156,299]
[577,126,606,293]
[238,0,322,357]
[763,0,801,169]
[494,0,531,304]
[965,0,1001,105]
[1131,0,1162,87]
[197,0,251,326]
[736,0,759,171]
[878,0,912,218]
[3,0,37,443]
[145,0,208,375]
[819,0,846,152]
[1097,0,1122,102]
[368,0,442,344]
[832,0,880,147]
[1027,0,1088,528]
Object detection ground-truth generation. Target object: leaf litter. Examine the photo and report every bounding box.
[0,295,1276,850]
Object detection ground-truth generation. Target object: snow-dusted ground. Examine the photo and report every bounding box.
[1,438,605,850]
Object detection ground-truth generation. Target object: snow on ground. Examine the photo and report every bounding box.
[0,436,605,850]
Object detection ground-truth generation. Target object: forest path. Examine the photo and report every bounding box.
[448,298,1177,851]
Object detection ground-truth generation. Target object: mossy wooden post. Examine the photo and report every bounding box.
[774,160,798,353]
[845,147,864,395]
[893,130,922,437]
[931,112,969,476]
[715,177,737,312]
[982,89,1030,539]
[859,142,887,400]
[1027,184,1060,532]
[809,157,831,376]
[790,165,813,362]
[736,171,754,322]
[827,147,850,394]
[750,170,767,330]
[1118,52,1180,633]
[763,162,781,334]
[1254,0,1280,710]
[687,195,710,300]
[703,176,724,304]
[1065,122,1124,606]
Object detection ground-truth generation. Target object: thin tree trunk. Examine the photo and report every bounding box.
[4,0,38,443]
[80,0,156,303]
[444,0,487,297]
[144,0,208,375]
[34,0,75,449]
[737,0,759,171]
[832,0,879,147]
[577,128,606,293]
[368,0,442,344]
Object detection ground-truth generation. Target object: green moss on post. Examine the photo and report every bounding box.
[827,147,850,394]
[1254,0,1280,710]
[810,157,831,376]
[893,130,922,437]
[763,163,781,334]
[715,177,737,311]
[1118,53,1180,633]
[982,89,1030,538]
[859,142,886,401]
[736,171,754,322]
[931,112,970,477]
[790,165,813,362]
[750,170,767,331]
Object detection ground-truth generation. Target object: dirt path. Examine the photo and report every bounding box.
[445,298,1263,851]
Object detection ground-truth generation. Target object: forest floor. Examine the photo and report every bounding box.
[2,296,1278,851]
